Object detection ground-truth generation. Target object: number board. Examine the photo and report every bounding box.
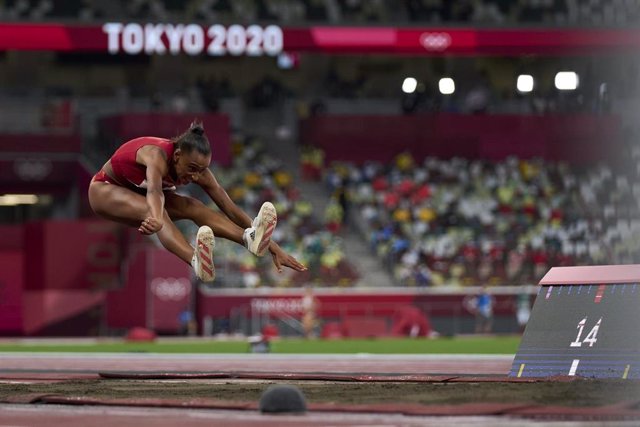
[510,265,640,379]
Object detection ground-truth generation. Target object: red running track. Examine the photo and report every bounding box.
[0,353,513,377]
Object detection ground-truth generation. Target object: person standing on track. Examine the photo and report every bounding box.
[463,285,495,334]
[88,120,307,282]
[301,285,320,339]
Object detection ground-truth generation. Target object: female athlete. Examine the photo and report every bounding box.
[88,121,307,282]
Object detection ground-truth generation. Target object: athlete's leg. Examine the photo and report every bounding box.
[165,193,277,257]
[164,192,245,245]
[88,181,194,264]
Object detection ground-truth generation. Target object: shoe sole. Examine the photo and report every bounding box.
[252,202,277,256]
[196,225,215,282]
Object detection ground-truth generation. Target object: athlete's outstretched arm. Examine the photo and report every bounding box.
[196,169,307,272]
[267,244,307,273]
[137,146,169,235]
[197,168,253,228]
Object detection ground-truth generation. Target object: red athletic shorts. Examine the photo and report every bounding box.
[91,169,161,196]
[92,169,114,184]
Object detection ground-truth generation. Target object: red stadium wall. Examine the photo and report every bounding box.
[147,250,193,333]
[0,133,81,152]
[198,290,526,336]
[105,249,146,330]
[24,220,124,291]
[21,220,122,335]
[0,133,90,194]
[300,114,622,165]
[200,292,415,318]
[0,220,192,336]
[199,291,518,318]
[106,248,192,332]
[0,226,25,334]
[0,225,23,251]
[0,251,24,334]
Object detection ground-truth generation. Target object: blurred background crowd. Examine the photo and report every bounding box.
[2,0,639,26]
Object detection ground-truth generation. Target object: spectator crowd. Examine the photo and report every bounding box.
[189,135,358,288]
[323,149,640,287]
[2,0,638,26]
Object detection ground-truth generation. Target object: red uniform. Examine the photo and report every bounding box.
[92,137,178,193]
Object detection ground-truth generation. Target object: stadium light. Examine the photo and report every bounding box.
[517,74,534,93]
[555,71,579,90]
[439,77,455,95]
[402,77,418,94]
[0,194,39,206]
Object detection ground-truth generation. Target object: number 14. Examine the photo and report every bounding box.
[570,317,602,347]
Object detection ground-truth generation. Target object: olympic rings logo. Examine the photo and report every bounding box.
[151,277,191,301]
[13,158,53,181]
[420,32,451,51]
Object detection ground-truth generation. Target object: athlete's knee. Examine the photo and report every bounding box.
[88,189,108,216]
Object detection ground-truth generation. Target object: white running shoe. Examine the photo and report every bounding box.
[192,225,215,282]
[244,201,277,257]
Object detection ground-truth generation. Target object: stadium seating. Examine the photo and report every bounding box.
[323,150,640,287]
[193,135,359,288]
[2,0,638,25]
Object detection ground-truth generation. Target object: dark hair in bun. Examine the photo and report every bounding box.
[190,122,205,136]
[173,120,211,155]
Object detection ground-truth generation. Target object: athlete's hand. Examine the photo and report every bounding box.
[138,217,163,235]
[270,243,307,273]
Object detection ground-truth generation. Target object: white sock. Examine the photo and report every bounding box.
[243,227,254,249]
[191,251,197,270]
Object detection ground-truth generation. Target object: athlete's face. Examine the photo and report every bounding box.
[173,149,211,185]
